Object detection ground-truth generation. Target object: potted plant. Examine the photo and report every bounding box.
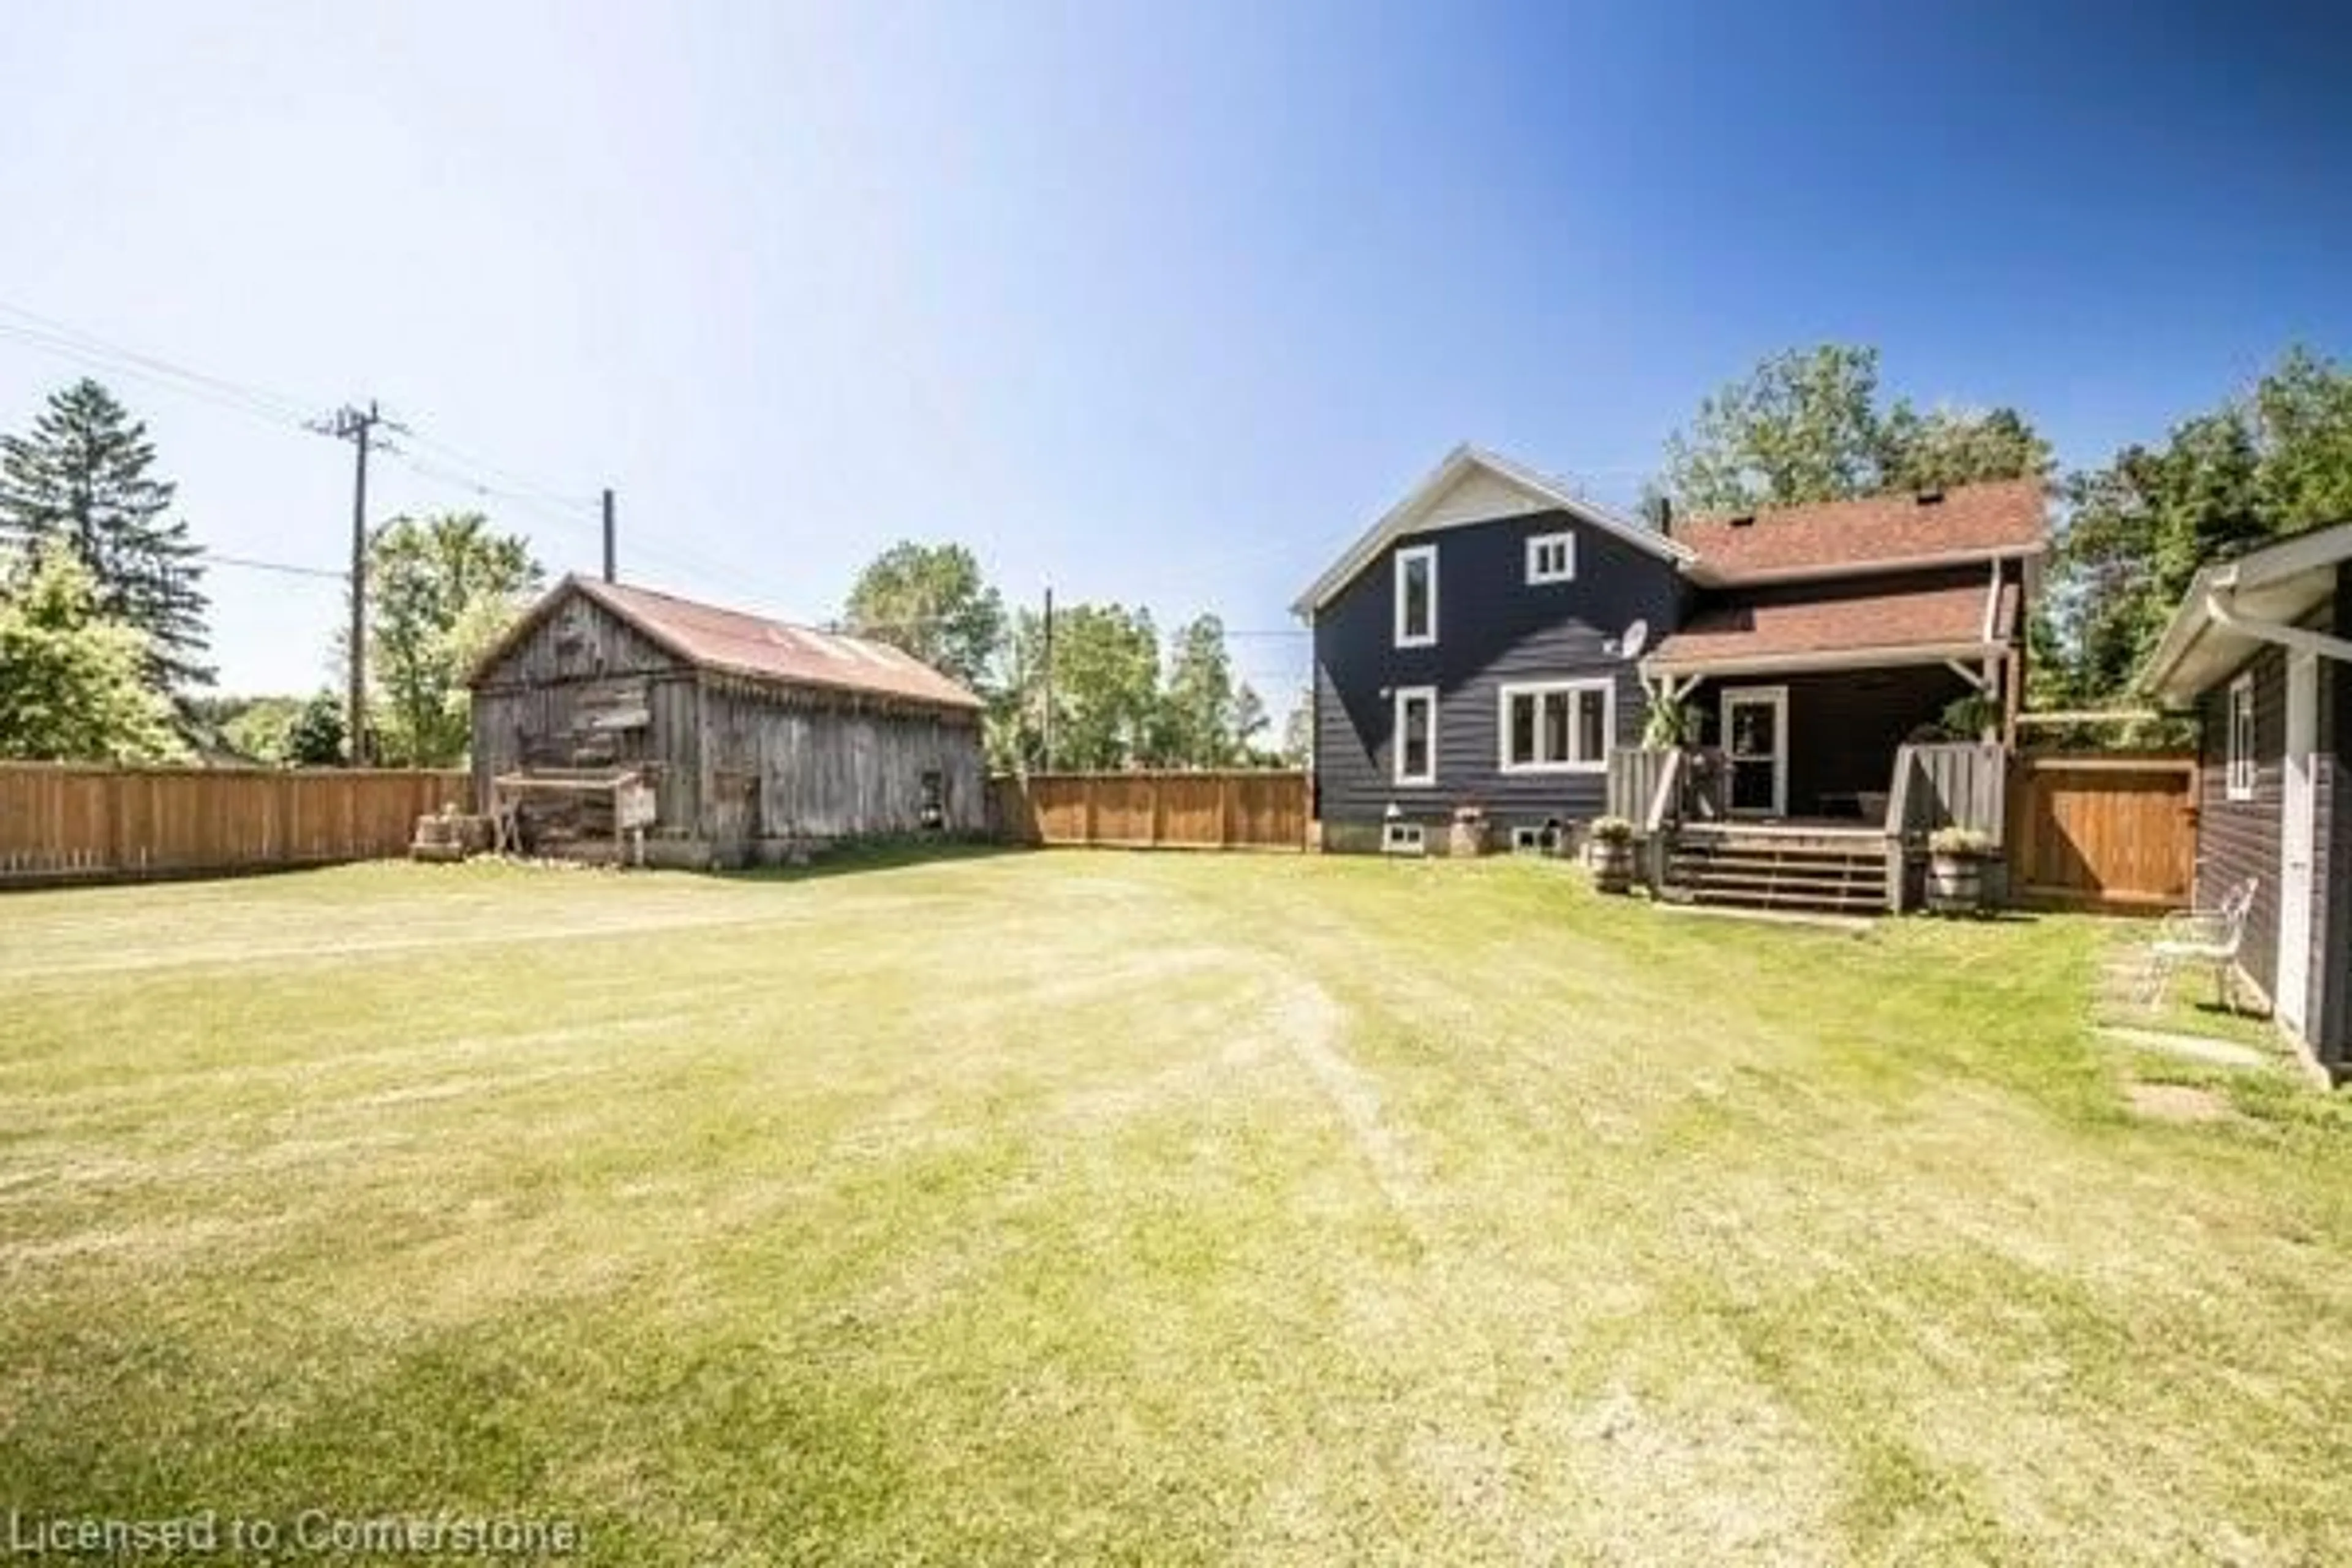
[1586,815,1636,894]
[1926,825,1996,915]
[1642,696,1693,750]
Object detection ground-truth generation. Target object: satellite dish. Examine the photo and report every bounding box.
[1620,619,1649,660]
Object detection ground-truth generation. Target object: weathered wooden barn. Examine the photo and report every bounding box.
[467,575,986,866]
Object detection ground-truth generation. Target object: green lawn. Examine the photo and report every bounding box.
[4,851,2350,1564]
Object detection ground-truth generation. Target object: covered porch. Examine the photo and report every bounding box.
[1636,567,2022,825]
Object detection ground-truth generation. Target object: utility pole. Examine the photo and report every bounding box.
[1041,584,1055,773]
[601,488,617,583]
[309,401,402,766]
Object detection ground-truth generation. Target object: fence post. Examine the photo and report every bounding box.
[1218,775,1235,848]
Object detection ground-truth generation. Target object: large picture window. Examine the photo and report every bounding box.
[2226,673,2257,801]
[1393,685,1437,785]
[1498,679,1613,774]
[1393,545,1436,647]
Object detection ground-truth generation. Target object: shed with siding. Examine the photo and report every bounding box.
[467,575,986,866]
[2141,522,2352,1079]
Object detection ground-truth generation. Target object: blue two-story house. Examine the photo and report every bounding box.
[1293,445,2046,859]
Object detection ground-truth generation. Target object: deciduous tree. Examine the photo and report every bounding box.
[0,541,181,763]
[1659,344,2048,513]
[363,512,541,767]
[842,542,1006,692]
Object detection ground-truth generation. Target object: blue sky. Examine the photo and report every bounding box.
[2,1,2346,706]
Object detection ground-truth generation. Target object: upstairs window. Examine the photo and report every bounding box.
[1526,532,1576,585]
[1394,544,1436,647]
[1393,686,1436,785]
[1498,680,1613,774]
[2226,674,2257,801]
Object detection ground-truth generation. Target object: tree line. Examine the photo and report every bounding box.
[0,376,545,769]
[8,342,2351,770]
[1653,342,2352,736]
[837,541,1283,772]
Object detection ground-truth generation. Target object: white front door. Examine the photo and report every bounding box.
[2278,652,2318,1037]
[1721,686,1789,817]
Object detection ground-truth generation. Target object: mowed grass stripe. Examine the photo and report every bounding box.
[2,852,2349,1564]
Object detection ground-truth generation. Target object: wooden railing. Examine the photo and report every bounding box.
[0,764,471,888]
[1883,742,2009,911]
[990,770,1308,850]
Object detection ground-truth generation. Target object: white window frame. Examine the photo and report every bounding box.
[1526,531,1577,586]
[1393,685,1438,786]
[1382,821,1427,855]
[1496,678,1614,775]
[1393,544,1438,648]
[2226,673,2257,802]
[1509,825,1546,853]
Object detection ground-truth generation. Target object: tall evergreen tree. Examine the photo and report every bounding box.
[0,379,213,701]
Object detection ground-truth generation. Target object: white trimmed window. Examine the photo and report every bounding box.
[1394,544,1437,647]
[2226,673,2257,801]
[1382,821,1427,855]
[1526,532,1576,585]
[1393,685,1437,786]
[1498,679,1613,774]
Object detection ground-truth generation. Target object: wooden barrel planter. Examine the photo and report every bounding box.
[1926,851,1986,915]
[1586,816,1637,894]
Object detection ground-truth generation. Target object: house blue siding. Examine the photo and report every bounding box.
[1311,508,1683,837]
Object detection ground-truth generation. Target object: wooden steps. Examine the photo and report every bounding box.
[1665,830,1888,916]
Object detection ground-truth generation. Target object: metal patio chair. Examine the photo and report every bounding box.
[2138,877,2260,1014]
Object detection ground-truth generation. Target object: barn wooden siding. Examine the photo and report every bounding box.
[0,764,467,888]
[470,586,986,865]
[992,771,1308,850]
[469,592,704,831]
[699,678,986,859]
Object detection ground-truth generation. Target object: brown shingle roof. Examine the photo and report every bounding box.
[1646,579,2017,672]
[1673,478,2047,582]
[480,576,984,710]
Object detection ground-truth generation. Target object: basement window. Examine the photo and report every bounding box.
[1382,821,1427,855]
[2226,674,2257,801]
[1510,825,1546,853]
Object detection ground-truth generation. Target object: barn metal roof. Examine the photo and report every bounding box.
[471,575,986,712]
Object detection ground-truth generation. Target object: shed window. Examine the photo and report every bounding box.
[1499,680,1613,773]
[1394,545,1437,647]
[1526,532,1576,584]
[2226,674,2256,801]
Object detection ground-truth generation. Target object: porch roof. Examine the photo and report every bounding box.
[1642,579,2018,678]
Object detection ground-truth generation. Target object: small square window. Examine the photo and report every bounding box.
[1382,821,1427,855]
[1526,532,1576,585]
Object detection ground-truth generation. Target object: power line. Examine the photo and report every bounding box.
[197,549,346,582]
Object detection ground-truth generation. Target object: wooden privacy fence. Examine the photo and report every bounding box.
[2006,752,2197,912]
[992,770,1308,850]
[0,764,472,888]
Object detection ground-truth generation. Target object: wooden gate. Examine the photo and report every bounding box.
[2007,753,2197,913]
